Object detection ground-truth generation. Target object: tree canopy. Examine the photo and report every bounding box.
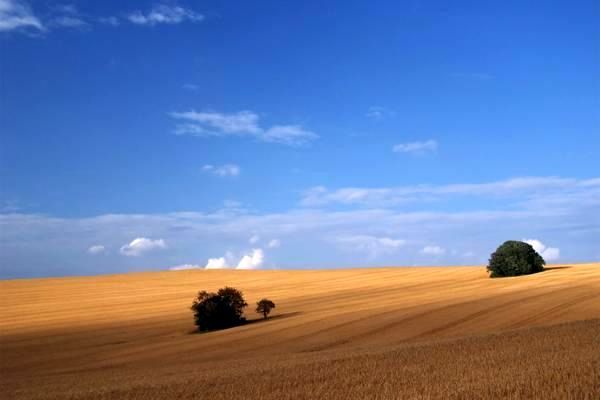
[191,287,248,331]
[487,240,545,278]
[256,298,276,319]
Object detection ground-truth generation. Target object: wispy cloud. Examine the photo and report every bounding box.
[336,235,406,258]
[49,4,88,29]
[182,83,199,91]
[202,164,240,177]
[366,106,395,120]
[87,245,106,255]
[249,234,260,244]
[98,16,119,26]
[170,263,202,270]
[51,16,87,28]
[0,0,44,32]
[0,2,204,34]
[170,110,318,146]
[1,176,598,277]
[127,4,203,26]
[0,1,93,34]
[421,245,445,255]
[120,237,167,256]
[393,139,438,155]
[267,239,281,248]
[301,176,600,208]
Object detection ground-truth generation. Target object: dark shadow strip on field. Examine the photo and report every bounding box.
[543,266,573,271]
[187,312,302,335]
[244,312,302,326]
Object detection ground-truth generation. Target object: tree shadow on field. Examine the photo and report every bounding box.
[244,311,302,326]
[188,311,302,335]
[543,266,573,271]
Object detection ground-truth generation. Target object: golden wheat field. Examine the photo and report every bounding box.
[1,263,599,399]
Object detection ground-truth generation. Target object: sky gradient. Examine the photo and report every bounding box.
[1,0,599,279]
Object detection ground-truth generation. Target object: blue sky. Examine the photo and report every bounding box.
[0,0,599,279]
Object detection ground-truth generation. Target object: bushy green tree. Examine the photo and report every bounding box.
[256,298,276,319]
[487,240,545,278]
[191,287,248,331]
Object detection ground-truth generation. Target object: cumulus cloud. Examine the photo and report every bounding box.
[204,257,227,269]
[170,263,202,271]
[393,140,438,155]
[267,239,281,248]
[170,110,318,146]
[87,245,106,255]
[236,249,264,270]
[421,245,446,255]
[119,237,167,256]
[524,239,560,261]
[128,4,203,26]
[202,249,265,270]
[0,0,44,32]
[202,164,240,177]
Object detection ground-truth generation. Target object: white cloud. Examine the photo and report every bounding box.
[262,125,318,146]
[249,234,260,244]
[236,248,264,270]
[1,176,598,277]
[0,0,44,32]
[128,4,203,26]
[393,140,438,155]
[119,237,167,256]
[300,176,598,208]
[524,239,560,261]
[49,5,87,29]
[336,235,406,258]
[205,257,228,269]
[51,16,87,28]
[421,245,446,255]
[170,110,318,146]
[267,239,281,248]
[202,164,240,177]
[170,263,202,271]
[87,245,106,255]
[202,249,265,270]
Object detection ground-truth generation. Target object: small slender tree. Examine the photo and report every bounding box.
[256,298,276,319]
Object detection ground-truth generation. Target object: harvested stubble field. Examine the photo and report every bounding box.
[1,263,599,399]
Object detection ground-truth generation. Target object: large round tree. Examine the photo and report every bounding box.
[487,240,545,278]
[191,287,248,331]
